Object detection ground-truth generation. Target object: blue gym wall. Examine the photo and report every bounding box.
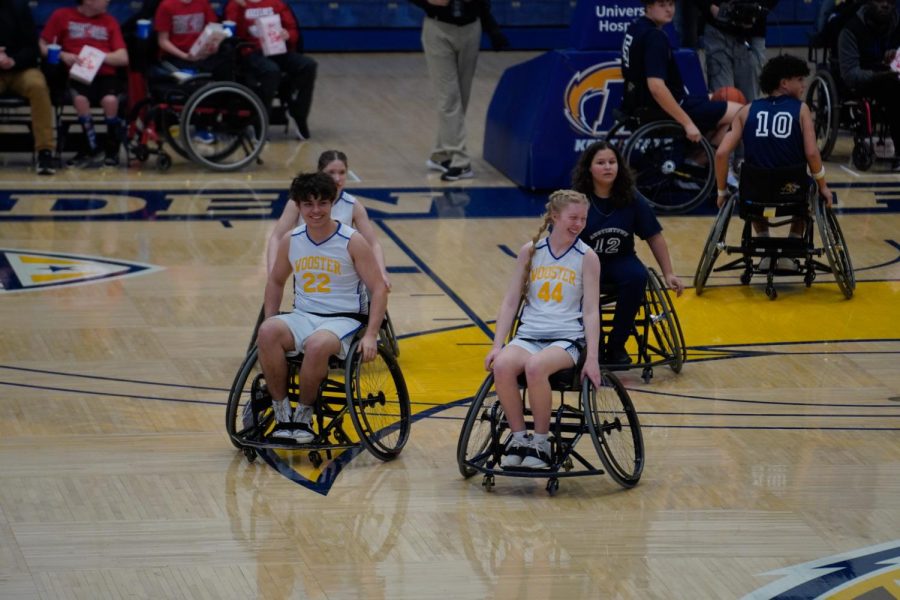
[28,0,831,52]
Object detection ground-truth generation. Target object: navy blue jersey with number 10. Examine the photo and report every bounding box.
[742,95,805,169]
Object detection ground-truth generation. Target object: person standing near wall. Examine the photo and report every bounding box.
[411,0,508,182]
[696,0,778,102]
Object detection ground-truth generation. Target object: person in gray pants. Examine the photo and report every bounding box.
[411,0,507,181]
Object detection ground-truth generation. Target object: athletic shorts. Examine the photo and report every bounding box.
[507,338,581,366]
[680,95,728,134]
[274,311,364,360]
[68,75,125,105]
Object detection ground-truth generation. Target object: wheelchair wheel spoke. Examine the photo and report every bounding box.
[584,374,643,488]
[348,345,410,461]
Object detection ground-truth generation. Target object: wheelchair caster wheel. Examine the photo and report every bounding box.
[134,145,149,162]
[308,450,322,468]
[641,367,653,383]
[740,270,752,285]
[804,270,815,287]
[546,478,559,496]
[242,447,256,463]
[765,285,777,300]
[482,475,495,491]
[852,142,874,171]
[156,152,172,172]
[562,457,574,472]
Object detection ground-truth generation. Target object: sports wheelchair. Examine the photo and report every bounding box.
[226,323,411,467]
[805,37,892,171]
[456,340,644,495]
[600,268,686,383]
[694,163,855,300]
[125,68,268,172]
[607,110,716,215]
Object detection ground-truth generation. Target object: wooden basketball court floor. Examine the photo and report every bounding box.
[1,52,899,599]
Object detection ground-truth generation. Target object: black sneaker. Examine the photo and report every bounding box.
[36,150,55,175]
[103,152,120,167]
[66,149,103,168]
[440,165,474,181]
[603,348,633,369]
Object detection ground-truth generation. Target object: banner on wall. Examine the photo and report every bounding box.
[483,0,697,189]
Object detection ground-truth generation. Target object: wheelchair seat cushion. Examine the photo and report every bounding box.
[738,162,812,219]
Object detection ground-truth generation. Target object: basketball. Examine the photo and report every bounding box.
[711,86,747,104]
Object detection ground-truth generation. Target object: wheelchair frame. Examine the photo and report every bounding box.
[600,268,686,383]
[693,174,855,300]
[456,366,644,496]
[226,333,411,466]
[607,113,716,215]
[805,43,891,172]
[126,74,268,172]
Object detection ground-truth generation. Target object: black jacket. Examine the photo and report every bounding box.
[0,0,41,71]
[695,0,779,40]
[410,0,501,36]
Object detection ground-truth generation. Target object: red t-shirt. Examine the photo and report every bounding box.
[224,0,298,52]
[155,0,218,54]
[40,7,125,76]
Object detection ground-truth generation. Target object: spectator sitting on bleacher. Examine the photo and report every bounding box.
[39,0,129,168]
[225,0,317,140]
[154,0,234,82]
[0,0,56,174]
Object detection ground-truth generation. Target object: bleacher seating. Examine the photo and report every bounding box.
[23,0,827,55]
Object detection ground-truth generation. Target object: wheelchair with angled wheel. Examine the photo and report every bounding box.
[606,109,716,214]
[600,267,686,383]
[694,162,855,300]
[226,322,411,466]
[456,342,644,496]
[125,67,268,172]
[805,36,892,171]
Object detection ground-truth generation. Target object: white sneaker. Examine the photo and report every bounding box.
[500,436,529,468]
[776,257,796,271]
[426,159,450,173]
[520,437,551,469]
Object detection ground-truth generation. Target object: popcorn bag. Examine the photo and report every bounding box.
[189,23,231,60]
[257,14,287,56]
[68,45,106,84]
[891,47,900,74]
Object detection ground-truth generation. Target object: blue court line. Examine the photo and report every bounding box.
[386,265,421,273]
[377,221,493,339]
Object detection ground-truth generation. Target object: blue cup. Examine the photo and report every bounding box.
[222,21,236,36]
[137,19,151,40]
[47,44,61,65]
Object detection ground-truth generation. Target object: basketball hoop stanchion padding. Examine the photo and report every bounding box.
[483,0,707,190]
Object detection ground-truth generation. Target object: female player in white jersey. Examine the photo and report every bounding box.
[258,172,387,444]
[485,190,602,469]
[267,150,391,290]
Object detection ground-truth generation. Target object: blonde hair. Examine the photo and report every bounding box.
[519,189,589,301]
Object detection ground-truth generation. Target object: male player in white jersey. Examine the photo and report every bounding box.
[257,172,387,443]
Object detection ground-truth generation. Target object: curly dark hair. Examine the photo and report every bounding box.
[571,140,635,208]
[289,172,337,205]
[758,54,810,95]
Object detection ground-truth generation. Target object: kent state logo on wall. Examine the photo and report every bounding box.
[563,60,625,138]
